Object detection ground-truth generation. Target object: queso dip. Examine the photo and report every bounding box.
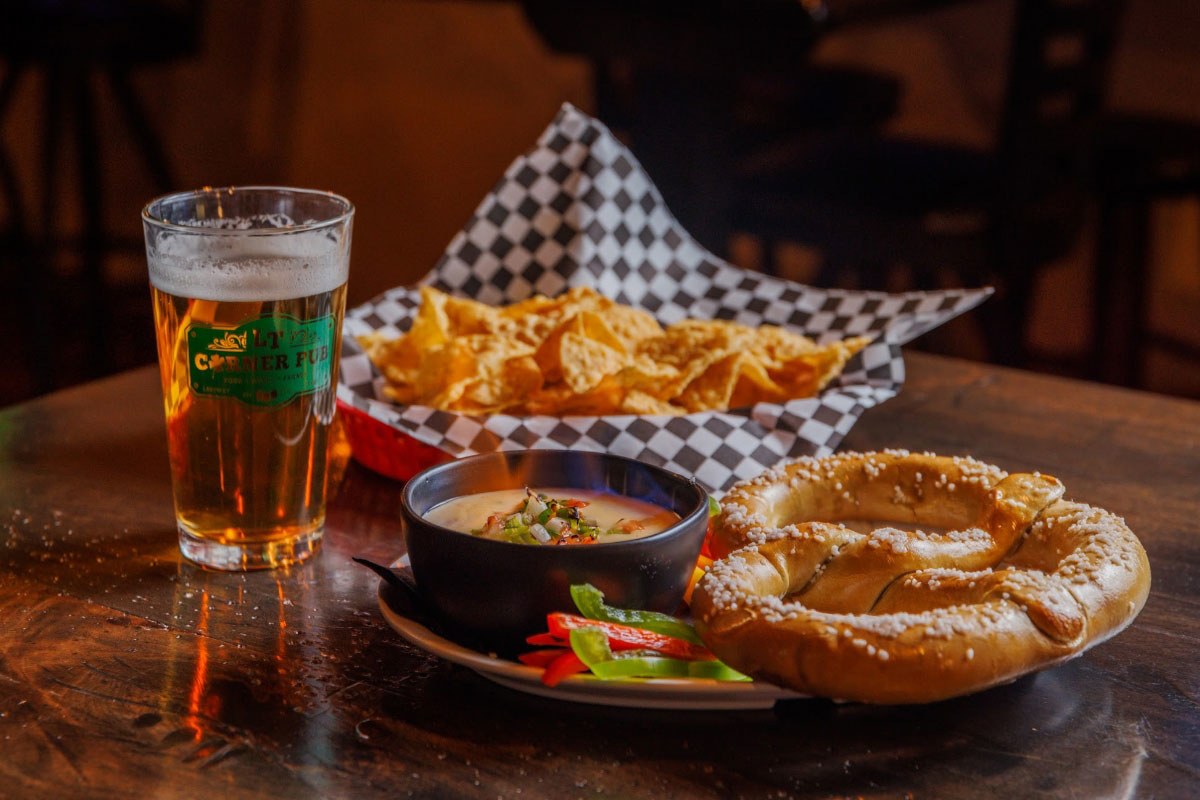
[424,487,679,545]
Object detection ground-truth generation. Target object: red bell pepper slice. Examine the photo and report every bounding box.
[525,630,683,656]
[518,648,567,668]
[525,632,565,647]
[546,613,716,661]
[540,651,587,687]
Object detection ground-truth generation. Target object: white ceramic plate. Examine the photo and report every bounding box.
[375,561,805,710]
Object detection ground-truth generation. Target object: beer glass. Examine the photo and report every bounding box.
[143,187,353,570]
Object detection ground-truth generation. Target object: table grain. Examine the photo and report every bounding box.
[1,353,1197,798]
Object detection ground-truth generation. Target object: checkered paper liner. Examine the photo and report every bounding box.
[337,103,991,491]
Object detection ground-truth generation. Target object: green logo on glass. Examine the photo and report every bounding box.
[187,313,335,407]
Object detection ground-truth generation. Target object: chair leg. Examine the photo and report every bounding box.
[1124,203,1151,388]
[0,145,28,246]
[0,62,31,252]
[1000,269,1034,367]
[975,280,1022,367]
[1091,196,1116,381]
[1092,193,1150,386]
[73,67,110,377]
[107,66,176,192]
[0,61,23,124]
[0,63,40,400]
[25,63,65,395]
[978,213,1034,367]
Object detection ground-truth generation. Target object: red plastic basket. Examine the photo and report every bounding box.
[336,399,451,482]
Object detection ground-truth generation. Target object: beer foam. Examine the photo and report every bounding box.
[179,213,301,231]
[147,222,350,301]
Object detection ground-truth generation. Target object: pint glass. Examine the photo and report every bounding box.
[143,187,353,570]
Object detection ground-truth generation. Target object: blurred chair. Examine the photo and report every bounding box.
[0,0,201,394]
[1091,113,1200,386]
[521,0,902,256]
[733,0,1125,368]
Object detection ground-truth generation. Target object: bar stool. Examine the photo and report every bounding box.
[521,0,901,257]
[1091,114,1200,387]
[730,0,1125,369]
[0,0,200,394]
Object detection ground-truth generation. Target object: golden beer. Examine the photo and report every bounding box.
[144,188,353,569]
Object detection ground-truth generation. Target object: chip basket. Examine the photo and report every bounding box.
[336,103,992,492]
[336,399,450,481]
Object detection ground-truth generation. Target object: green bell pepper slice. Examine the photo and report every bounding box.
[568,628,749,682]
[569,583,703,646]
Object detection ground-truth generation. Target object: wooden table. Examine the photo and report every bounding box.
[1,353,1197,798]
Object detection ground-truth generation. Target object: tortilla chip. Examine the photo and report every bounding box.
[559,332,628,394]
[525,377,625,416]
[605,305,664,352]
[536,311,628,383]
[360,286,871,417]
[462,354,544,412]
[614,355,683,399]
[620,390,685,416]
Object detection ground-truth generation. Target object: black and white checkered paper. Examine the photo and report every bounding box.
[337,103,991,491]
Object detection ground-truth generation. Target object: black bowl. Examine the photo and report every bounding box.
[400,450,709,650]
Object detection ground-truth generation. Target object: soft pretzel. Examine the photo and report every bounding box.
[692,451,1151,704]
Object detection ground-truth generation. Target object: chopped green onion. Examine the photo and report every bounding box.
[503,526,536,545]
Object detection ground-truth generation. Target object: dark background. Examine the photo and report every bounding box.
[0,0,1197,407]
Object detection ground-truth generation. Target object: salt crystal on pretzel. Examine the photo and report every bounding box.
[692,451,1151,704]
